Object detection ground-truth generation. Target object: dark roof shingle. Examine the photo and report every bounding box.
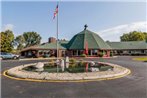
[107,41,147,50]
[67,29,111,49]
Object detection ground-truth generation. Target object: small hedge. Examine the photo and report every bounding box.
[99,52,104,57]
[49,59,54,63]
[69,58,76,64]
[69,63,77,68]
[80,54,87,57]
[110,52,113,57]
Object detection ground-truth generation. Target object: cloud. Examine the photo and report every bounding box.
[3,24,14,31]
[98,21,147,41]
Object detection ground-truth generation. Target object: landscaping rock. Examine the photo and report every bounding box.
[35,68,44,72]
[35,62,44,69]
[90,61,95,66]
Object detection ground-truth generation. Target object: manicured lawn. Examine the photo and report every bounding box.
[133,57,147,62]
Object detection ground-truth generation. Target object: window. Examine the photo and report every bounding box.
[141,50,144,53]
[73,50,77,55]
[92,50,97,55]
[39,52,43,55]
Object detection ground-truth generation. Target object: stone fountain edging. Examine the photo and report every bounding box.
[4,62,131,82]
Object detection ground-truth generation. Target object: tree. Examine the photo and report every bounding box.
[120,33,130,41]
[14,35,25,50]
[23,31,41,47]
[14,31,41,50]
[143,32,147,42]
[120,31,146,41]
[0,30,14,52]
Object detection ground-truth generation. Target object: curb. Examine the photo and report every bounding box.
[75,56,118,59]
[19,56,118,61]
[19,58,63,61]
[2,69,131,83]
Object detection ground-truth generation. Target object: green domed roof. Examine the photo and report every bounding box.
[67,29,111,50]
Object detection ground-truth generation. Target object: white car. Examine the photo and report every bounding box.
[0,52,20,60]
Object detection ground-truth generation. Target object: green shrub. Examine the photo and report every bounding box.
[48,59,55,66]
[49,59,54,63]
[78,62,83,66]
[80,54,87,57]
[77,59,83,66]
[78,62,87,67]
[110,52,113,57]
[99,52,103,57]
[69,58,76,64]
[69,63,77,68]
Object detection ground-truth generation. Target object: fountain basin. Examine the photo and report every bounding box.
[5,62,131,81]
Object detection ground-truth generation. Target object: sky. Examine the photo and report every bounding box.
[1,0,147,42]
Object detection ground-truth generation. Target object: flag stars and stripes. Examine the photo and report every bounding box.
[53,4,58,19]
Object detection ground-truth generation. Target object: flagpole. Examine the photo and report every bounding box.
[56,3,59,73]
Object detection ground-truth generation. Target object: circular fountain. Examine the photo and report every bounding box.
[4,57,131,82]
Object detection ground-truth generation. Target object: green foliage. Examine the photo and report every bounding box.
[0,30,14,52]
[23,31,41,47]
[120,33,129,41]
[11,49,20,54]
[69,63,77,68]
[0,30,42,52]
[120,31,146,41]
[143,32,147,42]
[110,52,113,57]
[48,59,55,66]
[69,58,76,64]
[99,52,104,57]
[14,31,42,50]
[49,59,54,63]
[78,62,85,67]
[80,54,87,57]
[14,35,25,50]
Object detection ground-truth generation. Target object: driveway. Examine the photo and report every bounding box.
[1,56,147,98]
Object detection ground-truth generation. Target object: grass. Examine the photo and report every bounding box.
[133,57,147,62]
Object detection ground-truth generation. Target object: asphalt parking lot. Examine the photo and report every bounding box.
[1,56,147,98]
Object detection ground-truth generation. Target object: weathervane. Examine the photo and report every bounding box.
[84,24,88,30]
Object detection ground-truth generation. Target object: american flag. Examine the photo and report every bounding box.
[53,4,58,19]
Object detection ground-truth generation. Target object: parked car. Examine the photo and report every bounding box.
[0,52,20,60]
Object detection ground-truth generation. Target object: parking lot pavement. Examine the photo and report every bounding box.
[1,56,147,98]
